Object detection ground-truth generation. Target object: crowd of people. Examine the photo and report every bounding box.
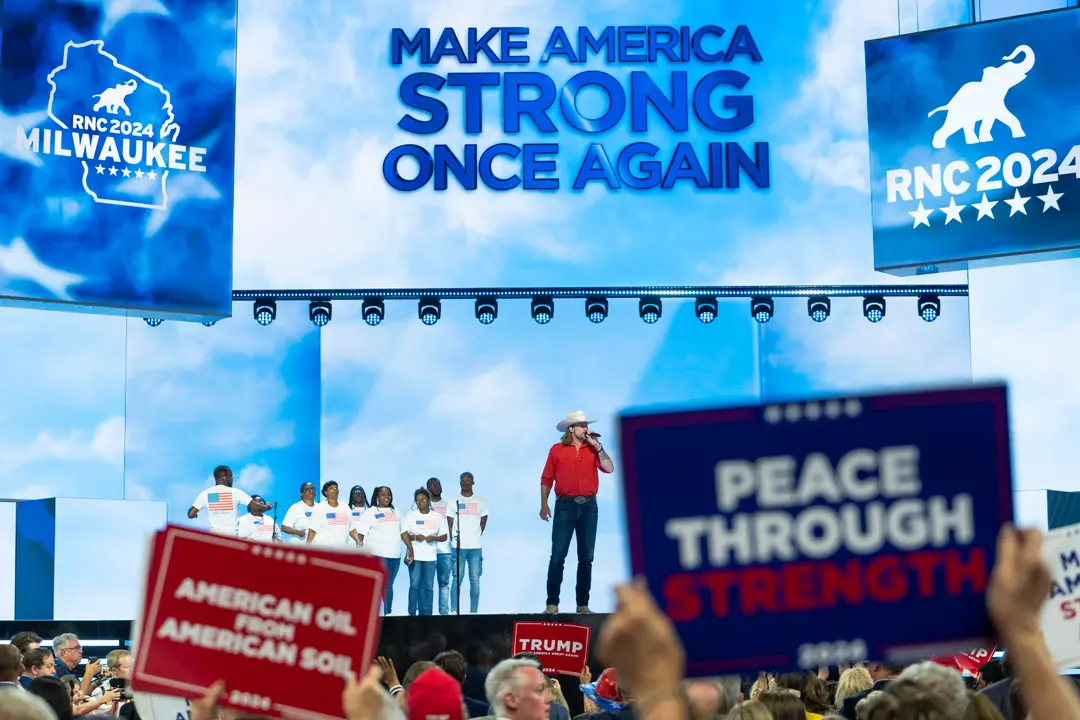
[1,525,1079,720]
[188,468,490,616]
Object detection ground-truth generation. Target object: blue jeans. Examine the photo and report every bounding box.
[408,561,418,616]
[381,557,401,614]
[409,560,436,615]
[436,553,452,615]
[451,548,483,613]
[545,496,598,608]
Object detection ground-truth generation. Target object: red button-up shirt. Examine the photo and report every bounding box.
[541,442,612,497]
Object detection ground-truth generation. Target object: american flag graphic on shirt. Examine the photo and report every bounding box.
[375,512,398,524]
[457,502,479,515]
[207,492,233,512]
[325,512,349,526]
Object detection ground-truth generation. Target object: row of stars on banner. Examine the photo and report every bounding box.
[764,399,863,424]
[93,164,159,180]
[909,185,1064,228]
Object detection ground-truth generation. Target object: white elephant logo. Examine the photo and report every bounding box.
[927,45,1034,149]
[91,78,137,115]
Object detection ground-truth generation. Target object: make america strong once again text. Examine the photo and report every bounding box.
[662,446,983,621]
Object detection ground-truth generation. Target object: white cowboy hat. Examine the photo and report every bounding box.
[557,410,597,433]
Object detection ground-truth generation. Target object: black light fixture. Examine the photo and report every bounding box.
[695,296,718,323]
[144,318,164,327]
[918,294,941,322]
[254,298,276,326]
[309,300,332,327]
[531,295,554,324]
[863,295,886,323]
[202,321,217,327]
[475,296,498,324]
[808,296,831,323]
[639,296,662,324]
[418,296,441,325]
[751,296,773,323]
[585,296,608,323]
[362,298,385,326]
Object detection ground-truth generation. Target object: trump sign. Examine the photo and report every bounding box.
[0,0,236,322]
[866,7,1080,275]
[618,385,1013,675]
[511,622,590,676]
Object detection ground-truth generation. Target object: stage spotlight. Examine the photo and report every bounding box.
[144,318,163,327]
[918,294,941,322]
[475,296,498,325]
[309,300,332,327]
[418,296,441,325]
[362,298,385,326]
[254,298,276,326]
[808,296,831,323]
[863,295,886,323]
[751,296,773,323]
[202,321,217,327]
[639,296,662,324]
[695,296,718,323]
[585,296,608,323]
[531,295,554,324]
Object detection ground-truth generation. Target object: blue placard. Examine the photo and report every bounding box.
[866,7,1080,275]
[0,0,236,321]
[618,384,1013,675]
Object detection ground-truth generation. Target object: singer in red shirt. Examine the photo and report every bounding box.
[540,410,615,614]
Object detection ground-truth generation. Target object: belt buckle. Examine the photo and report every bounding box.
[573,496,587,505]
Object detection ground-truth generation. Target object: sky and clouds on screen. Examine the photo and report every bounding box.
[0,0,1072,614]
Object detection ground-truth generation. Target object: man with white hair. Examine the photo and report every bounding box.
[52,634,99,698]
[0,690,57,720]
[485,659,553,720]
[894,662,968,714]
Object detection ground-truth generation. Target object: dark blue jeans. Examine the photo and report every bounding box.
[381,557,401,614]
[409,560,436,615]
[545,495,598,607]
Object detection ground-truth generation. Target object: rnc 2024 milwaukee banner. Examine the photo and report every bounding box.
[0,0,236,321]
[867,6,1080,275]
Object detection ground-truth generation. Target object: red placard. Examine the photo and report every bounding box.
[131,526,386,720]
[931,647,996,674]
[511,622,590,676]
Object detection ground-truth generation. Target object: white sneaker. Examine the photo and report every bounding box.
[544,604,558,614]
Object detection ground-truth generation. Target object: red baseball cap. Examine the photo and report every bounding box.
[408,668,463,720]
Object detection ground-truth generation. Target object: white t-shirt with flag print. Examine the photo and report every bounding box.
[192,484,253,536]
[356,506,403,559]
[409,498,452,554]
[402,510,449,563]
[449,495,489,550]
[282,501,317,544]
[238,514,278,543]
[348,506,367,537]
[307,502,353,547]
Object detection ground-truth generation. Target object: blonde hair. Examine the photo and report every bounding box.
[727,700,771,720]
[560,430,573,445]
[835,666,874,710]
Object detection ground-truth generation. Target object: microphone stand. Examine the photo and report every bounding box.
[272,501,279,542]
[455,500,463,617]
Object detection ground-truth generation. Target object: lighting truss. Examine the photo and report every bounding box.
[233,284,969,302]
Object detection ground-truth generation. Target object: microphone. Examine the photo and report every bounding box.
[586,430,602,438]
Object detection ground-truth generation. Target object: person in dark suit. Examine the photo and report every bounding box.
[841,663,905,720]
[434,650,491,719]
